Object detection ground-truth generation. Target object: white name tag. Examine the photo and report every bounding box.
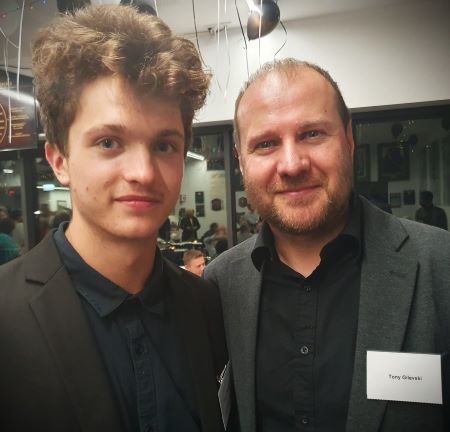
[367,351,442,404]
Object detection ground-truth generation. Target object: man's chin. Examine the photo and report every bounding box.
[265,204,329,236]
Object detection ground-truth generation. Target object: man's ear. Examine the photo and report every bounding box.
[235,145,245,175]
[346,121,355,162]
[45,142,70,186]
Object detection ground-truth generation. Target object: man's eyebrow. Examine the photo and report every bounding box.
[157,129,185,140]
[84,123,128,136]
[84,125,184,140]
[299,119,334,130]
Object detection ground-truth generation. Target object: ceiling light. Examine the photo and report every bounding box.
[2,169,14,174]
[246,0,280,40]
[187,151,205,161]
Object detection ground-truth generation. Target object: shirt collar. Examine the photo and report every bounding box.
[53,222,165,318]
[251,192,362,271]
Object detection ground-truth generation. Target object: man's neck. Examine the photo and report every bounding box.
[65,222,157,295]
[271,214,348,278]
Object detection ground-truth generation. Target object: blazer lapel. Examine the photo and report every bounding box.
[221,253,262,432]
[25,235,122,432]
[346,200,418,432]
[165,262,223,432]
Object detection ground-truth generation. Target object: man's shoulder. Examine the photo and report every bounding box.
[205,235,257,278]
[0,233,63,292]
[0,253,24,281]
[361,196,450,253]
[213,235,255,261]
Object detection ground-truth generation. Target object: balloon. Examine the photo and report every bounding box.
[247,0,280,40]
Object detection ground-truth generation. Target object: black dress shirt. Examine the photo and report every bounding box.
[253,196,363,432]
[54,224,200,432]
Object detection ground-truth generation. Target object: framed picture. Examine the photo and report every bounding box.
[378,142,410,181]
[195,204,205,217]
[389,192,402,208]
[354,145,370,182]
[403,189,416,205]
[195,191,204,204]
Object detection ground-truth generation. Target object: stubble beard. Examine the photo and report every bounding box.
[244,172,352,236]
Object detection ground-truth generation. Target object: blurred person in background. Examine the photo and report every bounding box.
[0,217,19,265]
[179,208,201,241]
[10,209,26,254]
[415,190,448,230]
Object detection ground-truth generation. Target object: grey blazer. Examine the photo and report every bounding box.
[205,197,450,432]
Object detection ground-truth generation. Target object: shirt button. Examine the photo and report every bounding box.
[304,284,311,292]
[300,345,309,355]
[301,416,309,425]
[134,343,144,355]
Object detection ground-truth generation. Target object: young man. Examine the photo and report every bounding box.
[205,59,450,432]
[0,6,227,432]
[183,249,206,277]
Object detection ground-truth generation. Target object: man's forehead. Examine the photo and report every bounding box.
[238,67,332,115]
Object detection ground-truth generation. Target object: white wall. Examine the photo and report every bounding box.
[176,158,228,238]
[192,0,450,124]
[38,189,71,212]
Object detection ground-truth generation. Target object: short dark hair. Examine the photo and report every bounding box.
[233,58,350,147]
[0,218,15,235]
[183,249,204,266]
[32,5,210,155]
[420,190,434,202]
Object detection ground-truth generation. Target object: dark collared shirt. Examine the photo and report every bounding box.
[54,224,200,432]
[254,196,363,432]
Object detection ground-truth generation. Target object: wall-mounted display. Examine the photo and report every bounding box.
[389,192,402,208]
[0,85,37,151]
[355,144,371,182]
[238,196,248,208]
[195,191,204,204]
[211,198,222,211]
[196,204,205,217]
[378,142,410,181]
[207,158,225,171]
[403,189,416,205]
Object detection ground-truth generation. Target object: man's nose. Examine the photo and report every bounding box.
[277,140,311,177]
[123,147,157,185]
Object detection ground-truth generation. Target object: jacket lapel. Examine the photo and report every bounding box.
[222,252,262,432]
[165,261,223,432]
[346,199,418,432]
[25,235,122,432]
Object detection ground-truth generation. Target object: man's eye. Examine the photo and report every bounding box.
[305,130,321,139]
[255,140,276,150]
[155,141,177,153]
[98,138,119,150]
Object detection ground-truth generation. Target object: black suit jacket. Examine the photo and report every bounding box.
[0,233,227,432]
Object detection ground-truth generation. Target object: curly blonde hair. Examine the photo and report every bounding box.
[32,5,210,155]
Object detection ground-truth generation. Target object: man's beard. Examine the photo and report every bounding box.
[244,174,351,236]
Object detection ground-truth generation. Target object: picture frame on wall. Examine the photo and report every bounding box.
[56,200,67,209]
[354,144,370,182]
[389,192,402,208]
[196,204,205,217]
[403,189,416,205]
[378,142,410,181]
[195,191,204,204]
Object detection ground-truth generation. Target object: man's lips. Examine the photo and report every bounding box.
[273,185,321,195]
[115,195,161,208]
